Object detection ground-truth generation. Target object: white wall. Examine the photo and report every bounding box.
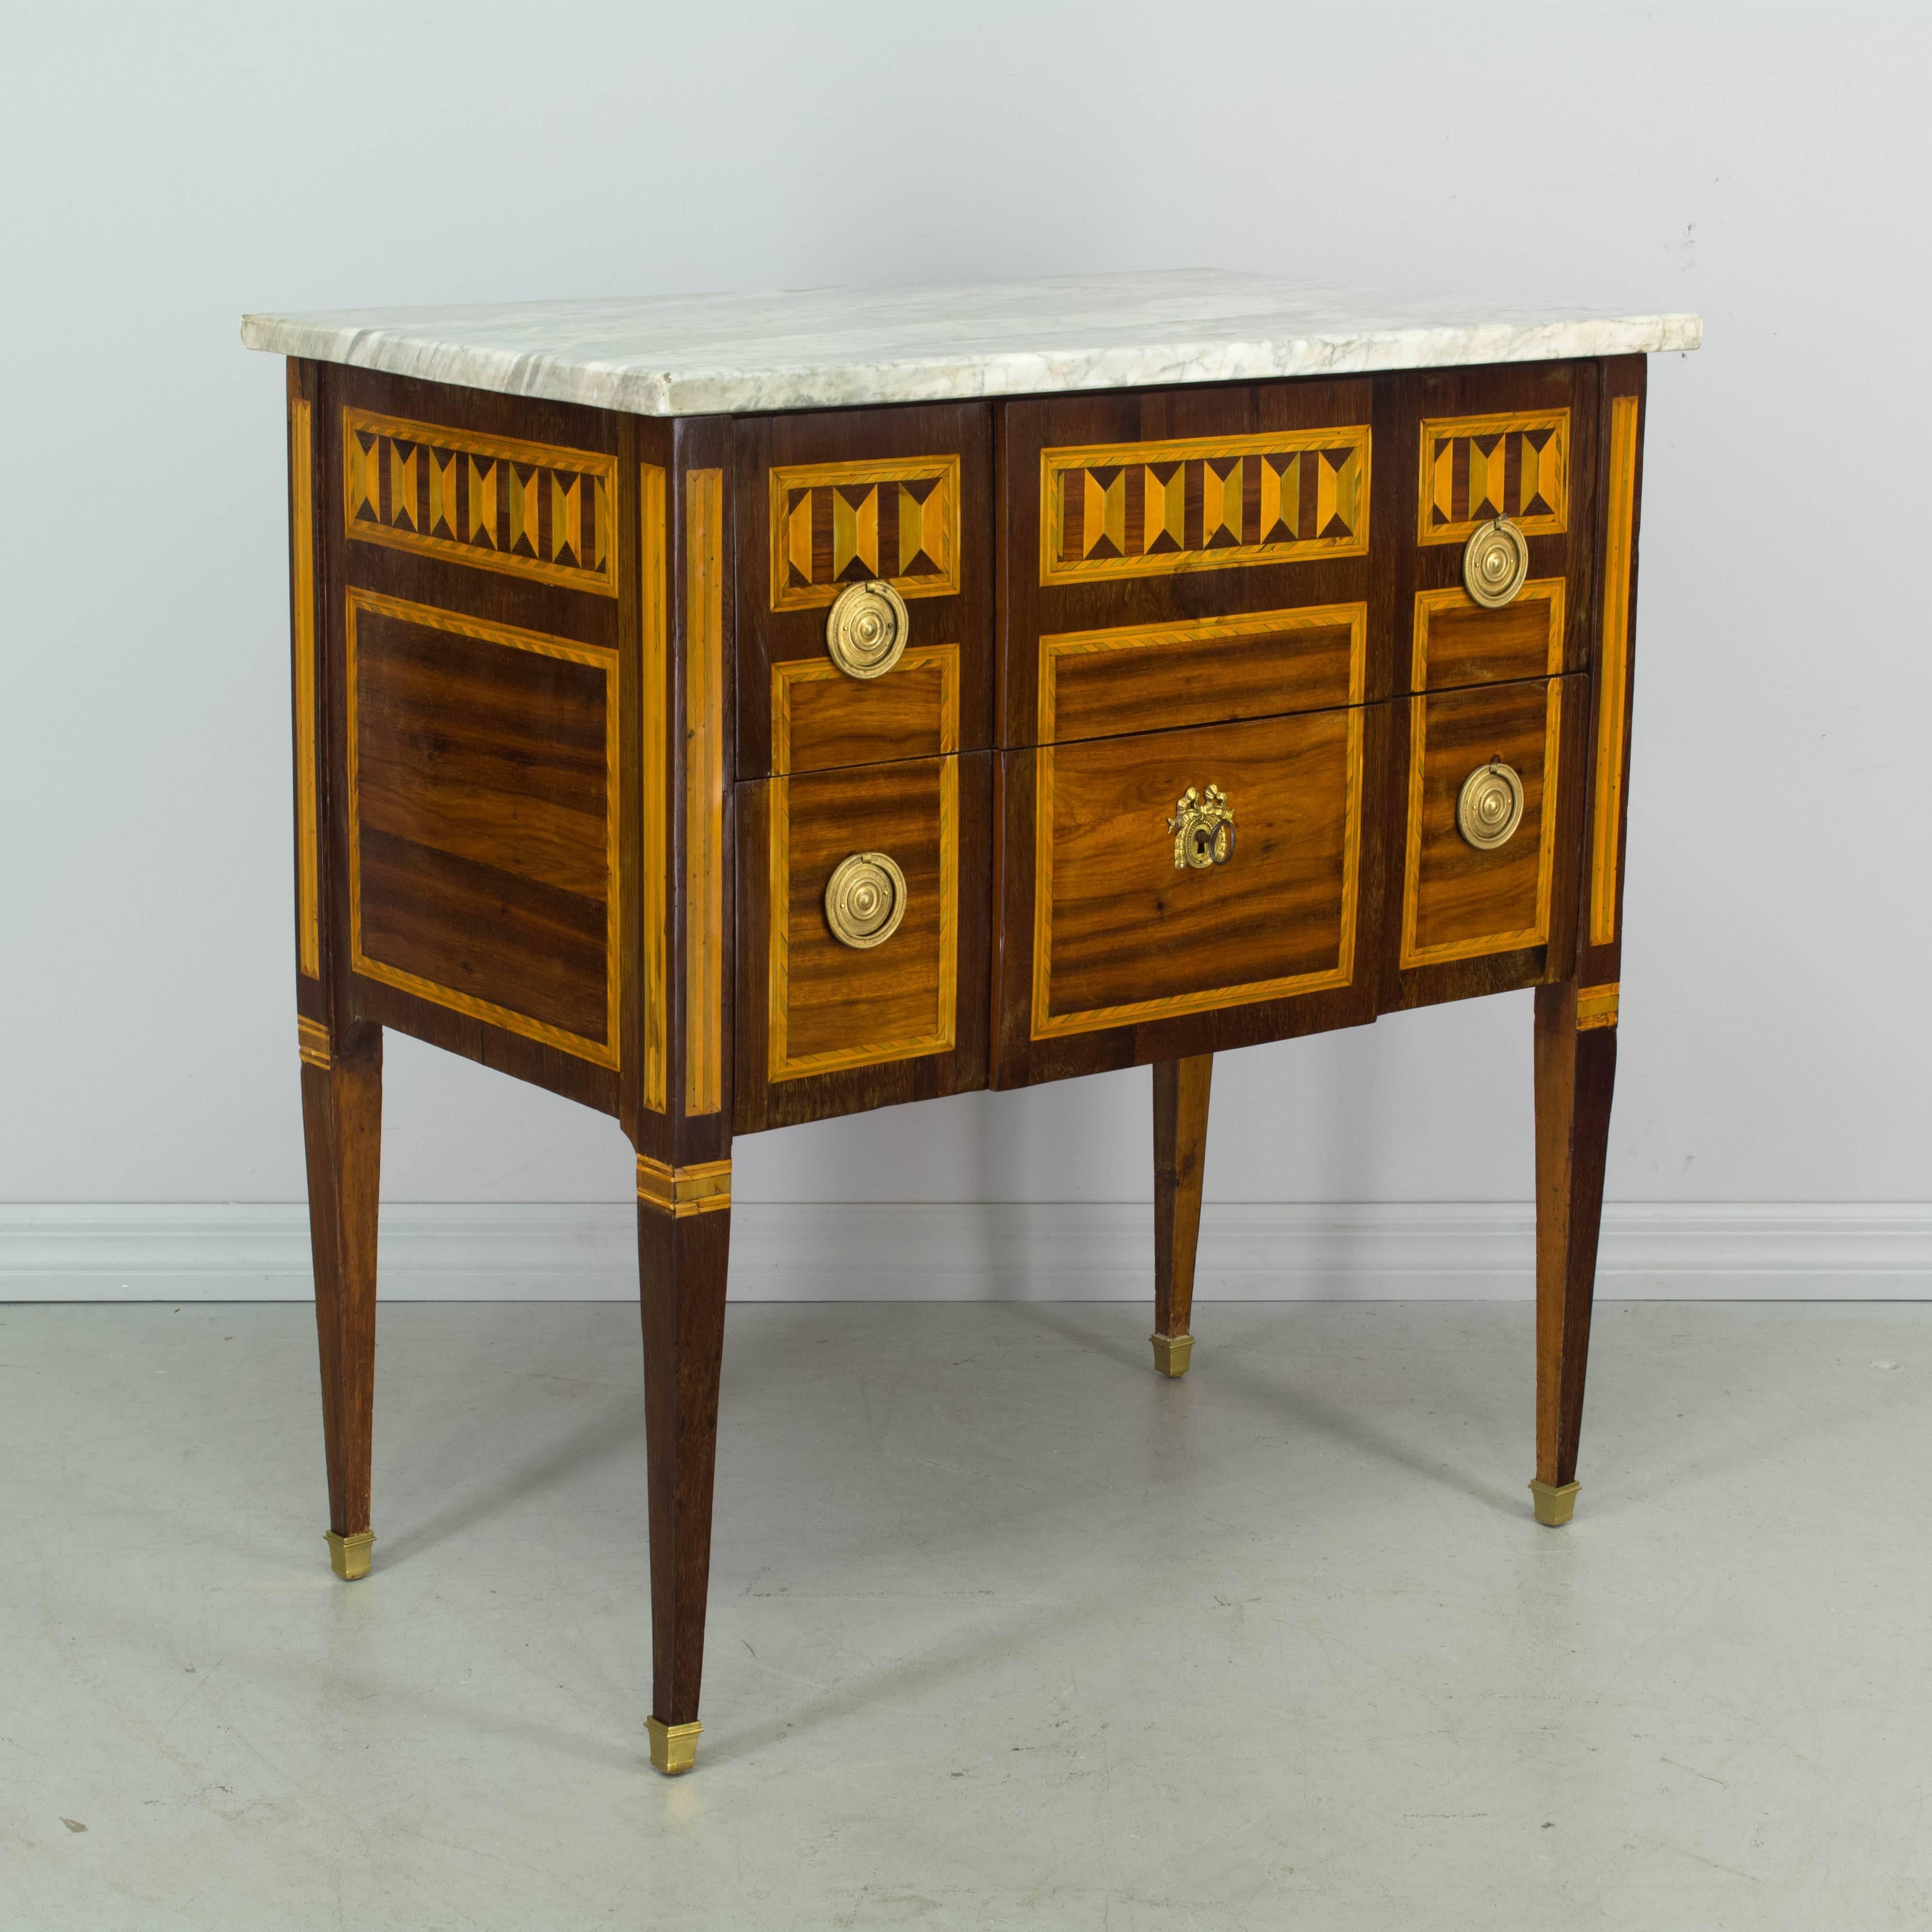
[2,1,1927,1224]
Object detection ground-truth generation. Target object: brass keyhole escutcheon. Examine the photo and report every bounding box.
[823,851,907,949]
[1457,760,1525,850]
[825,580,909,680]
[1462,516,1530,608]
[1168,784,1235,871]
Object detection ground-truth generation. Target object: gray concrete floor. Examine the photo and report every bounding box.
[1,1299,1928,1930]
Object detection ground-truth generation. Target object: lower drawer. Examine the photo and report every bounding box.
[734,752,992,1131]
[1385,671,1587,1005]
[994,706,1385,1085]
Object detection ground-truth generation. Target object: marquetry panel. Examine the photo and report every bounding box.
[1038,604,1365,747]
[1591,393,1641,946]
[342,408,618,595]
[773,644,959,776]
[768,456,961,611]
[685,470,726,1115]
[770,756,958,1081]
[1410,580,1565,692]
[1032,709,1363,1038]
[1040,427,1371,586]
[640,462,669,1112]
[288,388,321,978]
[1417,411,1568,544]
[345,588,619,1066]
[1401,677,1563,968]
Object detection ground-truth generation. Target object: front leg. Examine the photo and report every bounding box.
[299,1018,382,1578]
[1531,981,1617,1524]
[635,1157,732,1774]
[1152,1055,1213,1377]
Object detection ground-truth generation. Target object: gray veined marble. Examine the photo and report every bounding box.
[240,269,1701,415]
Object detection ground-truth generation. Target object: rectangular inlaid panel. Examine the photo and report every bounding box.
[769,755,958,1080]
[1041,428,1371,586]
[768,456,961,611]
[1410,581,1565,691]
[289,387,320,979]
[1039,604,1365,747]
[1417,411,1568,544]
[1033,708,1363,1038]
[685,469,726,1115]
[342,408,618,596]
[1592,392,1642,946]
[345,588,618,1065]
[640,462,669,1112]
[1401,677,1564,968]
[772,644,959,776]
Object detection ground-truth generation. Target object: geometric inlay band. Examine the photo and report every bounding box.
[769,456,960,611]
[1416,411,1568,545]
[343,408,618,596]
[1041,427,1371,586]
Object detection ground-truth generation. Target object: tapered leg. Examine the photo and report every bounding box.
[1152,1055,1214,1377]
[637,1184,731,1774]
[1532,982,1616,1525]
[299,1019,383,1578]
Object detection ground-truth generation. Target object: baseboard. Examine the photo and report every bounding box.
[2,1202,1928,1302]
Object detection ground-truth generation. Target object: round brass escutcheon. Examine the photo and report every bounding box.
[1457,760,1525,850]
[1462,516,1530,608]
[825,580,909,680]
[823,851,907,949]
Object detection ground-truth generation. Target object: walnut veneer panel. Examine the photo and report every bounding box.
[1039,604,1364,745]
[735,406,992,780]
[734,753,993,1133]
[1009,705,1375,1057]
[347,590,618,1064]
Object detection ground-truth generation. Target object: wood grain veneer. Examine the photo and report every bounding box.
[345,588,619,1064]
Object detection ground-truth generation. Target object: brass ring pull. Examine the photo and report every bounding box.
[823,851,907,948]
[824,580,908,680]
[1168,785,1235,871]
[1462,516,1530,608]
[1457,760,1525,849]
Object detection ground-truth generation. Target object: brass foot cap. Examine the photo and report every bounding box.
[1151,1332,1194,1378]
[325,1529,376,1580]
[1530,1479,1581,1528]
[647,1717,702,1776]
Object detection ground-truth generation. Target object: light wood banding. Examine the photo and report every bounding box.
[636,1155,733,1218]
[290,388,321,979]
[1576,983,1620,1030]
[641,462,669,1112]
[684,469,725,1116]
[1591,394,1641,947]
[297,1015,332,1069]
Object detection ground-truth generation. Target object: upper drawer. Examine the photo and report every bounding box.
[1395,362,1598,692]
[1000,379,1394,746]
[734,405,993,778]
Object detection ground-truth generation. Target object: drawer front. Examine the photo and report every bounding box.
[734,752,992,1131]
[994,707,1386,1085]
[1398,362,1597,693]
[1387,671,1587,1003]
[735,405,993,778]
[1001,379,1396,747]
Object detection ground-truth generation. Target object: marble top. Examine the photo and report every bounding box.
[241,271,1701,417]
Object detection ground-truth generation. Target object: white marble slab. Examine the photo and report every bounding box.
[241,270,1700,416]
